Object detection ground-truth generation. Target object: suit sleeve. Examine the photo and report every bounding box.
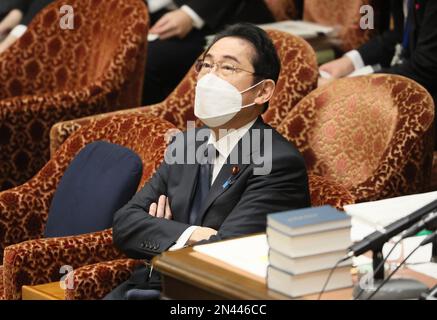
[0,0,26,16]
[197,149,311,244]
[21,0,54,26]
[379,1,437,94]
[357,0,403,68]
[357,30,402,68]
[175,0,239,30]
[113,160,191,260]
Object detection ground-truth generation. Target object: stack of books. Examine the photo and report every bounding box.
[266,205,353,298]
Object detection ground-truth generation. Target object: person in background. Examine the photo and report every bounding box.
[105,23,310,300]
[0,0,25,41]
[319,0,437,107]
[0,0,53,54]
[142,0,276,105]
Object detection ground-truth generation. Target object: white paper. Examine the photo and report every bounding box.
[344,191,437,228]
[408,263,437,279]
[258,20,334,39]
[193,234,269,278]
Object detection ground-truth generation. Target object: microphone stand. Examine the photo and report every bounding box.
[353,243,428,300]
[432,237,437,263]
[372,248,385,280]
[366,232,437,300]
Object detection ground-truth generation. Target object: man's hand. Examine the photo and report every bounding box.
[187,227,218,245]
[317,77,334,87]
[0,34,18,54]
[319,56,355,79]
[149,9,193,40]
[149,195,173,220]
[0,9,23,36]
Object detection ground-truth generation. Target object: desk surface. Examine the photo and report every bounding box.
[153,246,437,300]
[22,282,65,300]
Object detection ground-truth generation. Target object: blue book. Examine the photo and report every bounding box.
[267,206,352,258]
[267,205,351,237]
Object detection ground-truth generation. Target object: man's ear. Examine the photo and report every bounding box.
[254,79,276,106]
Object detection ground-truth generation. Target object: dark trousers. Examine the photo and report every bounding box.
[103,264,161,300]
[142,9,207,105]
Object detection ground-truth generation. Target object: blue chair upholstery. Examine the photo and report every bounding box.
[44,141,142,237]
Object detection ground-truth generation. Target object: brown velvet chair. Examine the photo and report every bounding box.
[0,172,354,300]
[49,29,319,155]
[277,74,435,203]
[0,114,175,300]
[303,0,385,52]
[0,0,149,190]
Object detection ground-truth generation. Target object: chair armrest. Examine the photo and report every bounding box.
[308,174,355,210]
[0,86,110,189]
[0,180,54,260]
[49,104,169,156]
[2,229,125,300]
[49,106,151,156]
[65,258,142,300]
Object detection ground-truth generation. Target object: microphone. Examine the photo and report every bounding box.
[399,210,437,240]
[420,230,437,247]
[347,199,437,258]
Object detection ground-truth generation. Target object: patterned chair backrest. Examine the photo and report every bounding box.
[147,29,318,131]
[277,75,435,202]
[56,114,175,190]
[303,0,380,52]
[0,0,148,103]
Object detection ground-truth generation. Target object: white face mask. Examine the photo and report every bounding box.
[194,73,264,127]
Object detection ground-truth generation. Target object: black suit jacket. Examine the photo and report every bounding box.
[172,0,274,32]
[113,117,310,260]
[0,0,25,19]
[0,0,53,25]
[357,0,437,99]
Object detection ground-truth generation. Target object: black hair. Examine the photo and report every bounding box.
[203,23,281,111]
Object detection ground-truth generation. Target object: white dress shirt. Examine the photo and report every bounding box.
[169,118,257,251]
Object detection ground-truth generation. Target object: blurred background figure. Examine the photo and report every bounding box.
[0,0,53,54]
[142,0,280,105]
[319,0,437,108]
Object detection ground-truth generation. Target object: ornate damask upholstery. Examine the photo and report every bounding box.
[277,74,435,203]
[308,174,354,210]
[0,0,149,190]
[0,114,175,300]
[0,172,353,300]
[304,0,382,52]
[49,29,319,155]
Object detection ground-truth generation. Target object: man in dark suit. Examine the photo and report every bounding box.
[319,0,437,105]
[105,23,310,300]
[143,0,276,105]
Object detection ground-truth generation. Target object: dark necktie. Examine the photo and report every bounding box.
[189,144,217,225]
[403,0,413,50]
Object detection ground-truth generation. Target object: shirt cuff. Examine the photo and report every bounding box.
[168,226,199,251]
[9,24,27,38]
[180,5,205,29]
[344,50,365,71]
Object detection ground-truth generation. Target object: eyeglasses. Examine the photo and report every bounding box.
[195,59,256,77]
